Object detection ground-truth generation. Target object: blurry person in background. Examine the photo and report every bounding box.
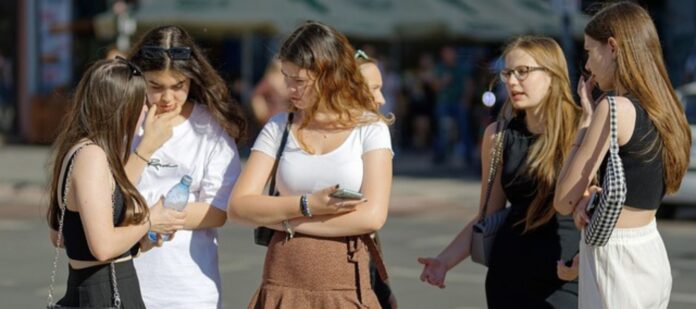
[432,46,473,167]
[356,49,398,309]
[251,58,289,125]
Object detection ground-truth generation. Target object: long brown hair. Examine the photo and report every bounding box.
[278,21,392,136]
[585,1,691,193]
[48,59,148,229]
[128,25,247,141]
[500,36,582,232]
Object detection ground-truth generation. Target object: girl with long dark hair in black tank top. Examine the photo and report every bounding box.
[555,2,691,308]
[419,36,582,308]
[46,58,185,308]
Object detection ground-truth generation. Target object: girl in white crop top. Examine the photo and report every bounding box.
[228,21,393,308]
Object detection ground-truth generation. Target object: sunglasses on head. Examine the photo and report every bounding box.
[139,46,192,60]
[114,56,142,78]
[354,49,369,60]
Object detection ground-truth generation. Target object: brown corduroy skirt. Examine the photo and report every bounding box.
[248,231,380,309]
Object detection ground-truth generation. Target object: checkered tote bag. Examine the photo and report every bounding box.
[585,96,627,246]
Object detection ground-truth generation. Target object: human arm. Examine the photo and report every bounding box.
[49,229,63,248]
[418,122,507,288]
[124,104,182,184]
[227,151,361,226]
[280,148,393,237]
[554,94,637,215]
[72,146,162,261]
[185,134,242,229]
[557,254,579,281]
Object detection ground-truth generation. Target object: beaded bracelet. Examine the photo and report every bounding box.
[300,194,312,217]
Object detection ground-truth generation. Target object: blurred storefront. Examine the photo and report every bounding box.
[7,0,696,144]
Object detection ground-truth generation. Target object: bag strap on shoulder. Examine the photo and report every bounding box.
[480,120,507,219]
[268,113,294,196]
[47,142,121,308]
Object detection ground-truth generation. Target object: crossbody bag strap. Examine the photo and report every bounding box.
[480,120,506,219]
[268,112,294,196]
[360,234,389,282]
[47,142,121,308]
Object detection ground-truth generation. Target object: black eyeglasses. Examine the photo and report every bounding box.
[139,46,192,60]
[500,66,546,82]
[114,56,142,77]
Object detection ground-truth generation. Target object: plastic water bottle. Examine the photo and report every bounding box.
[149,175,192,242]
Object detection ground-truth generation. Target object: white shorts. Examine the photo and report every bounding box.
[579,219,672,309]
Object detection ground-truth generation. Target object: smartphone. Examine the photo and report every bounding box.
[586,191,597,213]
[330,188,364,200]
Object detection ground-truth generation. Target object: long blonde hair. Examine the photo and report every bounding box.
[585,1,691,193]
[500,36,581,232]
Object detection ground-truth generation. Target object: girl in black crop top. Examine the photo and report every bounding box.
[419,36,583,308]
[46,58,185,308]
[555,2,691,308]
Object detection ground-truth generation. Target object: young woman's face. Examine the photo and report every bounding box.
[359,62,385,106]
[280,61,316,110]
[503,48,552,111]
[583,35,616,91]
[143,69,191,114]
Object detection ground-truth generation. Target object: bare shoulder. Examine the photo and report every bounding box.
[612,96,636,114]
[483,121,499,141]
[600,95,636,126]
[71,144,110,178]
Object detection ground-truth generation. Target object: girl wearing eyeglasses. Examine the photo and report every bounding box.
[125,25,247,309]
[228,21,393,308]
[46,58,185,308]
[555,2,690,308]
[419,36,582,308]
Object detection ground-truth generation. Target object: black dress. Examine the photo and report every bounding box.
[485,116,580,309]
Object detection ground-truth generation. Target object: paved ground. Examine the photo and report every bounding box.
[1,145,695,308]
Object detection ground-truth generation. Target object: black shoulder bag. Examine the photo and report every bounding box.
[254,112,294,246]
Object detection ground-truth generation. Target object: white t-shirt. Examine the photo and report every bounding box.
[132,103,240,309]
[253,112,392,195]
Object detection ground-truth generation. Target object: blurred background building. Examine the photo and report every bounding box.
[2,0,695,163]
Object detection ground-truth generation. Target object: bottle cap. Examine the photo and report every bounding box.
[181,175,192,186]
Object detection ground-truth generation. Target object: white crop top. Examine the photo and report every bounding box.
[252,112,392,195]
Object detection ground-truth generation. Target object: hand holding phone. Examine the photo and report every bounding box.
[330,187,364,200]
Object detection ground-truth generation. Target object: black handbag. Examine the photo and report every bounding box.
[370,234,395,309]
[470,120,509,266]
[254,113,294,246]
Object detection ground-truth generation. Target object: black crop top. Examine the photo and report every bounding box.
[599,95,665,210]
[59,147,139,261]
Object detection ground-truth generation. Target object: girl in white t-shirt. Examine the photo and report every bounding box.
[124,25,247,309]
[229,21,393,308]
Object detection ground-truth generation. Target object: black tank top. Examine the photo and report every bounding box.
[486,116,579,306]
[599,95,665,210]
[60,147,138,261]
